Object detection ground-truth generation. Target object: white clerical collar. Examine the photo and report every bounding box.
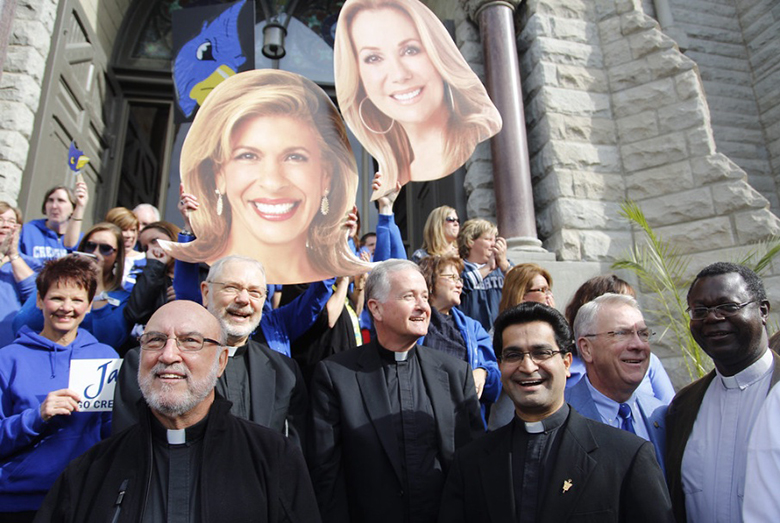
[718,348,773,390]
[227,345,239,357]
[524,421,545,434]
[395,350,410,362]
[167,429,186,444]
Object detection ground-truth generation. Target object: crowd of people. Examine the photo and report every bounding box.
[0,180,776,523]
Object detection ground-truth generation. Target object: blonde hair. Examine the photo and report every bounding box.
[457,218,498,259]
[164,69,369,277]
[420,205,456,256]
[335,0,502,191]
[499,263,553,314]
[105,207,139,232]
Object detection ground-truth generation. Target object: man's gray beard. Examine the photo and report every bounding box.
[207,302,259,343]
[138,352,221,418]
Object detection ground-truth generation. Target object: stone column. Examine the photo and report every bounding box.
[652,0,689,51]
[462,0,545,253]
[0,0,16,81]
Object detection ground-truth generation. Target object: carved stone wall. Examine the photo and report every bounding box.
[0,0,58,204]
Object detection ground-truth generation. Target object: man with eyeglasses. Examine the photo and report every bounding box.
[566,293,668,472]
[35,300,320,522]
[666,262,780,523]
[438,301,673,522]
[112,256,308,450]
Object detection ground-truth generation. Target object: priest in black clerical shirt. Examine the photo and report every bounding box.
[35,301,320,522]
[308,260,484,523]
[438,302,673,523]
[112,256,308,448]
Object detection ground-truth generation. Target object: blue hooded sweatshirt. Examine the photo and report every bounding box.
[0,253,41,347]
[0,326,117,511]
[18,218,80,263]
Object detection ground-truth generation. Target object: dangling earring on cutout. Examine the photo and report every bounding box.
[320,190,330,216]
[359,97,395,135]
[215,189,223,216]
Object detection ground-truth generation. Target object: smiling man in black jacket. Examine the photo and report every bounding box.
[35,300,320,522]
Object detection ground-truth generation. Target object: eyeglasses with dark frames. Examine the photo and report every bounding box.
[444,217,459,224]
[138,333,222,352]
[500,348,565,364]
[686,300,757,321]
[581,328,655,343]
[83,241,116,257]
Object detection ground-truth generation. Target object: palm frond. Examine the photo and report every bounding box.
[613,200,708,381]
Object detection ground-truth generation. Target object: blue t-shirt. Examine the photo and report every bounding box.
[458,260,506,332]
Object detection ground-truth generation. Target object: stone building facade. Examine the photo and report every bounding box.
[0,0,778,383]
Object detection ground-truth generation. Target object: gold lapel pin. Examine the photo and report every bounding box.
[654,421,660,428]
[562,479,573,493]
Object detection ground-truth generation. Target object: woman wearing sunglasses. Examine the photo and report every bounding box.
[105,207,146,292]
[13,224,131,350]
[410,206,460,264]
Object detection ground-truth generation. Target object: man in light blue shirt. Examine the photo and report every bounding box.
[566,293,667,472]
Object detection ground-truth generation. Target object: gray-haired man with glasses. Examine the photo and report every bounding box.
[567,293,668,473]
[439,301,672,522]
[35,300,321,522]
[113,256,309,449]
[666,262,780,523]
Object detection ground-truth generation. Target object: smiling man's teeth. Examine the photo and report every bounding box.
[392,88,421,101]
[252,201,295,214]
[519,379,543,386]
[159,374,184,379]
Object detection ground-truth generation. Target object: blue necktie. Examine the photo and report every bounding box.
[618,403,636,434]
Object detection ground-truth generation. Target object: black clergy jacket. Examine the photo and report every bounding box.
[308,339,485,523]
[112,340,308,448]
[34,396,321,522]
[438,408,674,523]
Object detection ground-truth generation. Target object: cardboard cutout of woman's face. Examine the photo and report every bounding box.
[164,69,370,285]
[335,0,502,200]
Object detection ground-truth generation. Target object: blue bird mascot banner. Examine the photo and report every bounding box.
[172,0,255,123]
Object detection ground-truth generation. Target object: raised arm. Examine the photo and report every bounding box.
[63,179,87,249]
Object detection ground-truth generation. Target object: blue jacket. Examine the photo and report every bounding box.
[459,260,506,332]
[374,213,406,261]
[565,377,667,474]
[419,307,501,410]
[0,326,116,511]
[18,219,79,262]
[256,280,334,356]
[0,253,41,347]
[13,289,131,350]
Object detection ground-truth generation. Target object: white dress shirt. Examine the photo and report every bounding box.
[742,375,780,522]
[682,349,773,523]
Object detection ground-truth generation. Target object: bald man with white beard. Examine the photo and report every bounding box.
[35,301,320,522]
[112,256,308,448]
